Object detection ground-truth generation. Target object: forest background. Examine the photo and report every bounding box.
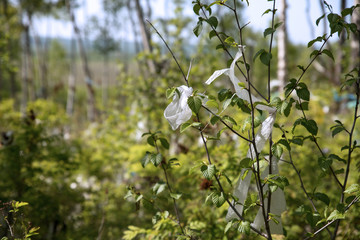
[0,0,359,239]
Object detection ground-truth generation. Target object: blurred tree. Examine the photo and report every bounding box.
[134,0,156,74]
[335,0,347,85]
[277,0,288,93]
[350,0,360,70]
[89,11,118,110]
[0,1,21,100]
[66,0,98,122]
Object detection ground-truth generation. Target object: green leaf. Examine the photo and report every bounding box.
[153,182,166,195]
[224,221,233,234]
[188,96,202,114]
[193,20,203,37]
[201,165,215,180]
[327,210,345,221]
[307,36,323,48]
[141,152,151,168]
[166,87,177,99]
[314,192,330,206]
[238,221,250,235]
[236,98,251,114]
[328,154,346,163]
[170,192,182,200]
[281,98,295,117]
[302,120,318,136]
[341,7,354,17]
[224,36,237,47]
[135,194,143,202]
[310,49,319,58]
[222,115,237,126]
[262,8,272,16]
[263,27,275,37]
[180,122,191,133]
[212,192,226,207]
[222,98,233,111]
[209,30,217,39]
[260,51,272,66]
[278,139,291,151]
[296,88,310,101]
[274,22,283,29]
[253,49,265,62]
[216,44,225,50]
[159,138,169,149]
[291,136,304,146]
[206,99,219,110]
[210,115,220,125]
[193,4,200,15]
[322,49,334,61]
[271,143,283,158]
[150,153,162,167]
[207,16,218,29]
[284,78,297,97]
[147,136,156,146]
[218,88,232,101]
[318,156,333,172]
[344,184,360,194]
[316,14,325,26]
[268,213,280,224]
[239,158,253,169]
[331,126,345,137]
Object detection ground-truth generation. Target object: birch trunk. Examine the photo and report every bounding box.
[277,0,288,93]
[21,17,29,114]
[66,34,76,117]
[351,0,360,70]
[24,16,36,102]
[134,0,156,74]
[67,0,97,122]
[334,0,347,85]
[29,15,48,99]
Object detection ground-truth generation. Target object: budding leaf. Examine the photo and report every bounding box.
[201,165,215,180]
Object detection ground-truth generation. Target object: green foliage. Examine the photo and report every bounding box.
[0,201,39,240]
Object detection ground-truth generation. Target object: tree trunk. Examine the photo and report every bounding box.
[277,0,288,93]
[21,21,29,114]
[319,0,327,36]
[66,33,76,117]
[306,0,315,40]
[67,0,97,122]
[350,0,360,70]
[102,54,109,110]
[334,0,347,85]
[25,13,36,102]
[29,15,48,99]
[134,0,156,74]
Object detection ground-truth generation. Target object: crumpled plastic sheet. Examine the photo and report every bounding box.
[206,46,286,234]
[164,85,193,130]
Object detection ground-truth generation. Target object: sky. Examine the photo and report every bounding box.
[34,0,352,45]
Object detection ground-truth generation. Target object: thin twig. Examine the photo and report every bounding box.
[331,75,360,239]
[280,128,332,237]
[196,115,267,238]
[146,20,189,87]
[285,35,331,100]
[153,137,186,236]
[198,2,268,102]
[201,105,251,142]
[305,196,359,240]
[232,0,273,237]
[297,98,343,188]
